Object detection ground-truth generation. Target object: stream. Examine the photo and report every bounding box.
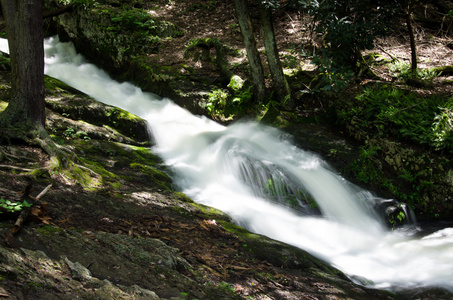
[2,36,453,295]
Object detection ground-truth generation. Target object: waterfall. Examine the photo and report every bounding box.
[1,36,452,293]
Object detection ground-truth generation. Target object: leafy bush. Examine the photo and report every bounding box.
[432,103,453,151]
[311,55,355,92]
[206,89,228,114]
[309,0,399,70]
[111,9,157,31]
[205,86,253,119]
[337,85,453,153]
[388,60,441,83]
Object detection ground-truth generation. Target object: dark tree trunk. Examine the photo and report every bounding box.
[406,1,417,70]
[233,0,266,102]
[0,0,45,129]
[259,5,292,109]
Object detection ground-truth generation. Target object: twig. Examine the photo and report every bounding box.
[76,164,101,178]
[0,164,33,172]
[36,184,52,201]
[377,46,397,62]
[42,3,74,19]
[12,184,52,235]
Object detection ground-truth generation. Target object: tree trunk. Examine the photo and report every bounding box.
[0,0,45,129]
[233,0,266,102]
[259,5,292,109]
[406,1,417,70]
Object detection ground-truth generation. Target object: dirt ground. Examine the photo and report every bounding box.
[146,0,453,95]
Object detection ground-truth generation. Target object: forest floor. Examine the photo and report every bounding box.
[1,0,453,299]
[145,0,453,96]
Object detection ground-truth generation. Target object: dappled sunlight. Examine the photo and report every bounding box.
[42,37,453,294]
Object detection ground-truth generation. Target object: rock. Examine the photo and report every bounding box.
[63,256,92,280]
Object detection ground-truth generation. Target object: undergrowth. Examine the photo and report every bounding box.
[337,85,453,153]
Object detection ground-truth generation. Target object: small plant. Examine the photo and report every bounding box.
[282,43,310,69]
[342,85,453,152]
[206,89,228,114]
[217,282,235,293]
[0,198,32,213]
[389,208,407,229]
[312,55,355,92]
[111,9,157,32]
[63,127,76,139]
[61,127,91,140]
[388,60,440,83]
[432,102,453,151]
[350,145,381,184]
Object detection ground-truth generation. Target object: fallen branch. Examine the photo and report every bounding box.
[0,3,74,32]
[36,184,52,201]
[43,3,75,19]
[377,46,397,62]
[432,65,453,76]
[12,183,52,235]
[0,164,33,172]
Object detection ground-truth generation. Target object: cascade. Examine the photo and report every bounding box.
[1,36,452,294]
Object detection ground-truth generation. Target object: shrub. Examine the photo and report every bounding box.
[309,0,400,70]
[337,85,453,153]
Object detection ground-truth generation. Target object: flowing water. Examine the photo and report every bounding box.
[1,37,452,294]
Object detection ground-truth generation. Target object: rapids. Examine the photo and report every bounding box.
[1,36,452,294]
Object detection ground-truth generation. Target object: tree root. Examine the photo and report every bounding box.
[0,126,100,187]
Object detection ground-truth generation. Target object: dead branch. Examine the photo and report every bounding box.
[377,45,397,62]
[42,3,75,19]
[12,183,52,235]
[0,164,33,172]
[0,4,75,32]
[432,65,453,76]
[36,184,52,201]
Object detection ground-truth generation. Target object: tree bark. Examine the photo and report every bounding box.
[233,0,266,102]
[406,1,417,70]
[0,0,45,129]
[259,5,292,109]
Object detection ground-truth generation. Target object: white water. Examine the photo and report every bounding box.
[2,37,452,293]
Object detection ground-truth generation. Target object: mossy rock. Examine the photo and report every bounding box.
[45,76,151,144]
[219,221,345,275]
[51,0,182,75]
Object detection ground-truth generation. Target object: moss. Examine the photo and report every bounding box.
[218,221,259,239]
[129,163,172,190]
[218,220,344,275]
[109,181,123,190]
[125,145,162,165]
[0,101,8,112]
[36,225,63,235]
[28,169,50,179]
[172,191,194,203]
[189,203,231,221]
[64,165,101,189]
[227,75,245,91]
[44,76,84,96]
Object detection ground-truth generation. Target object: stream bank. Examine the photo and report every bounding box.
[45,0,453,221]
[0,73,407,299]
